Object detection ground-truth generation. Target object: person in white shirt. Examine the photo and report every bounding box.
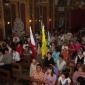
[12,48,20,62]
[13,34,20,44]
[23,41,28,50]
[56,54,66,71]
[58,72,71,85]
[83,51,85,56]
[6,44,12,54]
[30,59,37,77]
[75,49,85,65]
[0,49,4,65]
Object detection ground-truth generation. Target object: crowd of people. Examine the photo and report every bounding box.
[0,31,85,85]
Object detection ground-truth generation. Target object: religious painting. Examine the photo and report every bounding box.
[20,3,26,32]
[11,4,16,27]
[57,13,65,29]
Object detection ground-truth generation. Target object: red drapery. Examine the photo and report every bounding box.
[71,9,85,32]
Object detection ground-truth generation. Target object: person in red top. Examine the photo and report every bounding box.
[16,43,24,59]
[69,41,76,60]
[74,41,81,52]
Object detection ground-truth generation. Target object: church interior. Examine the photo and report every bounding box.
[0,0,85,40]
[0,0,85,85]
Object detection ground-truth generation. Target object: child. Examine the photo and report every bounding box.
[30,59,37,77]
[44,67,56,85]
[58,71,71,85]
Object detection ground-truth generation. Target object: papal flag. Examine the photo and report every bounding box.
[41,25,47,58]
[29,26,36,57]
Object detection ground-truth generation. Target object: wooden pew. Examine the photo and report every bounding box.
[20,54,32,74]
[12,63,22,81]
[0,69,11,84]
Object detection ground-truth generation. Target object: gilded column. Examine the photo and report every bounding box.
[53,0,55,30]
[32,0,35,33]
[24,0,30,34]
[47,0,49,30]
[1,0,5,39]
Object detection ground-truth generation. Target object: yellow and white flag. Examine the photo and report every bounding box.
[41,25,47,58]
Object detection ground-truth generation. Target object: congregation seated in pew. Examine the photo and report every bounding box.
[0,31,85,85]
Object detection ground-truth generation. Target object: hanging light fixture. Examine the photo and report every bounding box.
[7,21,10,24]
[29,19,32,22]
